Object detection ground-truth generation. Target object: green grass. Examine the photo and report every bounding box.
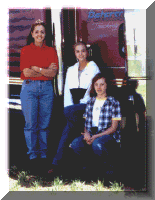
[9,167,125,191]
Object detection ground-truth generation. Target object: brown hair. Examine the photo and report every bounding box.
[73,41,87,50]
[89,73,110,97]
[26,19,47,45]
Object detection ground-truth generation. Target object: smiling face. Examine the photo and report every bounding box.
[74,44,87,62]
[31,25,45,46]
[94,78,107,97]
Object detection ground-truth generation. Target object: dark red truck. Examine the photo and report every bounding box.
[9,8,145,189]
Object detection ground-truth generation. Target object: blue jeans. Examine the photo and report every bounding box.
[52,103,86,165]
[70,134,118,167]
[20,80,54,160]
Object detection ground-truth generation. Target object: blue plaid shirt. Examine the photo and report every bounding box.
[84,96,121,142]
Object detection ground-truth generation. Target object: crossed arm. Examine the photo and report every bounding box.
[23,63,58,78]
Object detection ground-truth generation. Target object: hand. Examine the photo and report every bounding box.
[31,66,40,73]
[23,68,42,77]
[49,63,57,71]
[83,132,91,144]
[86,135,98,145]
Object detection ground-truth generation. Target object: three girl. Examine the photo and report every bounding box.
[20,19,121,178]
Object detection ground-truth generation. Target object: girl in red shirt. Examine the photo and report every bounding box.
[20,19,59,174]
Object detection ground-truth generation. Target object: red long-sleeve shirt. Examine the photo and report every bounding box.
[20,43,59,80]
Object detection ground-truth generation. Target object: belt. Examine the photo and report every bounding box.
[25,80,51,84]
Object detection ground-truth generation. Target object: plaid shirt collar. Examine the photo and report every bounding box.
[85,96,120,133]
[89,96,112,107]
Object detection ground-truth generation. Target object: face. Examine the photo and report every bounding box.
[31,25,45,45]
[75,44,87,62]
[94,78,107,97]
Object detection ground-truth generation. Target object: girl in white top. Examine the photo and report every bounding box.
[64,59,100,107]
[50,42,100,170]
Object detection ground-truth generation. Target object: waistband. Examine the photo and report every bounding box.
[24,80,52,84]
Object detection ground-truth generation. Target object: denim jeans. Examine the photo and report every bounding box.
[20,80,54,160]
[70,134,118,168]
[52,103,86,165]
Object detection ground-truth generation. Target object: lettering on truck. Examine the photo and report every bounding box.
[87,10,124,22]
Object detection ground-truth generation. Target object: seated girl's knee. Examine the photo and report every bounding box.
[69,136,84,150]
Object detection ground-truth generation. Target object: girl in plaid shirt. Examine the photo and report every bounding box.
[70,73,121,177]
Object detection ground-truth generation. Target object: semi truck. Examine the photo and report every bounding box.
[9,8,146,189]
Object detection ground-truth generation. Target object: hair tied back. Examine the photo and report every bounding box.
[35,19,44,24]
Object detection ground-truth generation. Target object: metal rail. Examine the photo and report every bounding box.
[9,77,23,85]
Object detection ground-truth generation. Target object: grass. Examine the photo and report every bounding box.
[9,166,125,191]
[9,164,147,192]
[9,176,123,191]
